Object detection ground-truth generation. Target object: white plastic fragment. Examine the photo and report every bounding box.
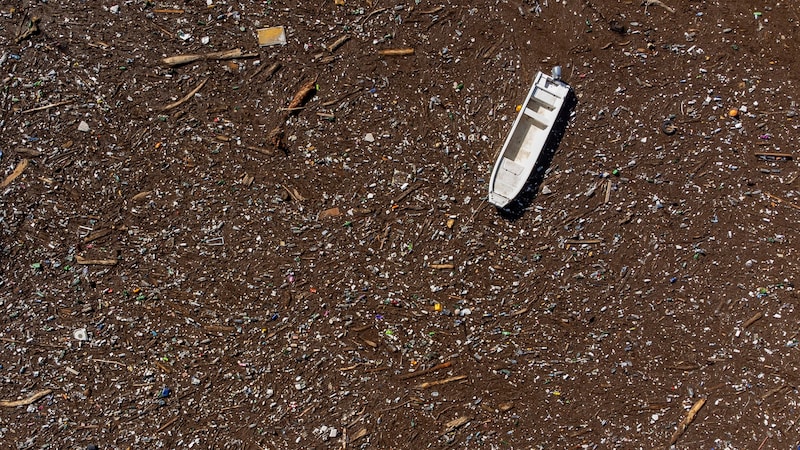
[73,328,88,341]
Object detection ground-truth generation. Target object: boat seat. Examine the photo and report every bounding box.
[531,89,558,110]
[534,81,560,98]
[502,158,525,176]
[492,179,517,196]
[523,108,548,129]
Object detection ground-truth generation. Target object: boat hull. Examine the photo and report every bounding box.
[488,71,570,207]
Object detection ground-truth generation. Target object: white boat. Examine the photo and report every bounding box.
[488,69,570,208]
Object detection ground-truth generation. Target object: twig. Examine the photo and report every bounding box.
[434,403,458,420]
[83,228,113,244]
[416,375,467,389]
[393,185,420,205]
[644,0,675,13]
[249,62,281,81]
[420,6,445,14]
[280,184,305,202]
[0,389,52,407]
[162,78,208,111]
[765,192,800,211]
[429,264,454,270]
[322,87,363,107]
[564,239,603,245]
[443,416,470,433]
[157,415,180,433]
[358,7,388,24]
[667,398,706,447]
[509,307,529,317]
[20,100,73,114]
[92,359,126,366]
[380,399,411,412]
[266,324,289,339]
[279,106,308,112]
[219,405,245,412]
[243,145,274,156]
[399,361,452,380]
[761,385,789,400]
[327,35,350,52]
[148,20,172,37]
[350,428,368,443]
[755,152,792,159]
[132,191,152,201]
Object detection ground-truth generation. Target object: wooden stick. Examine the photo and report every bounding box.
[0,389,53,407]
[443,416,470,433]
[379,48,415,56]
[83,228,113,243]
[350,428,368,443]
[430,264,454,270]
[20,100,74,114]
[509,307,529,317]
[93,359,126,366]
[279,106,308,112]
[765,192,800,211]
[359,7,388,24]
[243,145,274,156]
[416,374,467,389]
[162,49,252,67]
[157,416,180,433]
[0,159,29,188]
[287,77,318,111]
[564,238,603,245]
[421,6,445,14]
[742,311,763,329]
[327,35,350,52]
[400,361,452,380]
[393,185,419,204]
[266,324,289,339]
[162,78,208,111]
[280,184,305,202]
[668,398,706,446]
[132,191,152,201]
[322,87,363,107]
[249,62,281,80]
[75,255,117,266]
